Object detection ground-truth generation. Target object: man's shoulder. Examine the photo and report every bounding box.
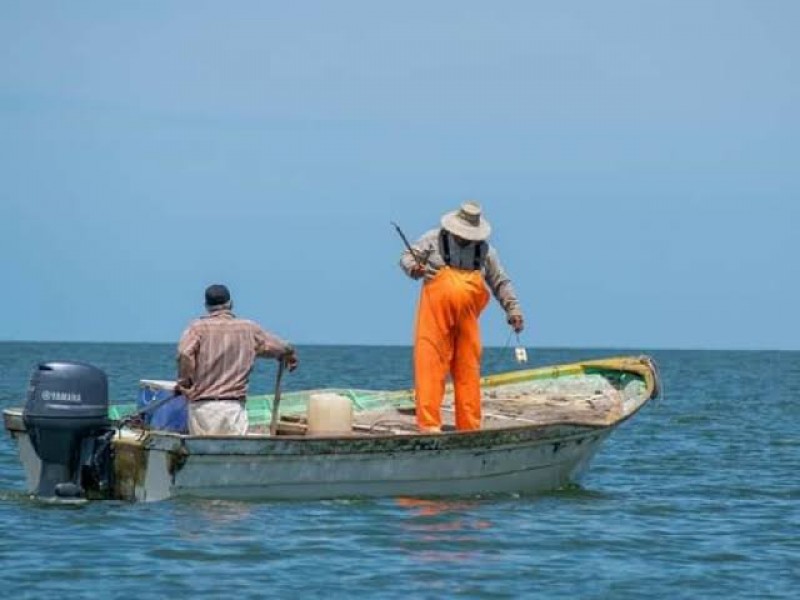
[186,312,252,330]
[481,244,501,268]
[227,316,269,335]
[419,228,441,243]
[182,317,206,331]
[235,317,261,329]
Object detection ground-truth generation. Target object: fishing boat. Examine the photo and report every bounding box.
[3,355,659,502]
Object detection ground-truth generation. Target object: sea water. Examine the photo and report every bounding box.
[0,343,797,598]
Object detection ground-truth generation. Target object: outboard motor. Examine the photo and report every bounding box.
[23,361,114,500]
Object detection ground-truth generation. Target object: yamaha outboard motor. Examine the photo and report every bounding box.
[23,361,114,500]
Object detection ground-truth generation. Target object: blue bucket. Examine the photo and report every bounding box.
[137,380,188,434]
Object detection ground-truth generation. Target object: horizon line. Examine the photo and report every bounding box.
[0,339,797,353]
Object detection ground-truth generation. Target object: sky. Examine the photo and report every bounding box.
[0,1,797,350]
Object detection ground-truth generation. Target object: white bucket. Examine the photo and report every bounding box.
[307,393,353,436]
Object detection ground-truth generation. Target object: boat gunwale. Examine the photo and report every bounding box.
[3,355,659,446]
[138,420,611,455]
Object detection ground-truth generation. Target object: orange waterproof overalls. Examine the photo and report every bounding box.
[414,266,490,431]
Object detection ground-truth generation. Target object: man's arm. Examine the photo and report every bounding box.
[399,229,438,279]
[254,326,299,371]
[484,247,525,331]
[176,324,201,391]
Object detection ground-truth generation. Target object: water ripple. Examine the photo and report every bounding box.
[0,345,798,598]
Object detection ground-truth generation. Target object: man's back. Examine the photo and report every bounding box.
[178,309,287,401]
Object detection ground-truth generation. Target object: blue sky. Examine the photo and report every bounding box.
[1,1,797,350]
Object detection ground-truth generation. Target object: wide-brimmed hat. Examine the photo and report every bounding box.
[440,201,491,241]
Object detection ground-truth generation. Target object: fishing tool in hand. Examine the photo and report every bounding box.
[269,356,287,436]
[515,339,528,364]
[391,221,425,266]
[504,330,528,364]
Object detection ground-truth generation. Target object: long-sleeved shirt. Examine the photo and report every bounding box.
[399,228,523,318]
[177,309,291,401]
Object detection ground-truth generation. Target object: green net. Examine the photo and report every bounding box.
[108,404,136,420]
[107,388,415,425]
[243,388,415,426]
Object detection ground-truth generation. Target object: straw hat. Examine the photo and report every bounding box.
[440,201,491,241]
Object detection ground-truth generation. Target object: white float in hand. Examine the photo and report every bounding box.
[515,346,528,364]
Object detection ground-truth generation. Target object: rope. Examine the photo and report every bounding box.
[503,329,514,350]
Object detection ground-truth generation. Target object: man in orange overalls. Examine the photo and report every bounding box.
[399,202,525,432]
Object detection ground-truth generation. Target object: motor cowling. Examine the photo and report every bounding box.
[23,361,113,500]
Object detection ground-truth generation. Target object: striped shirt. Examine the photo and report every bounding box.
[177,309,291,401]
[399,228,523,318]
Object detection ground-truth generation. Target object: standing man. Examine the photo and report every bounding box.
[399,201,524,432]
[177,284,298,436]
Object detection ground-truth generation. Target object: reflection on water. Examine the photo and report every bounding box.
[395,497,495,563]
[194,499,257,525]
[172,499,259,545]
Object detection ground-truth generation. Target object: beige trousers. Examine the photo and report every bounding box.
[188,400,249,436]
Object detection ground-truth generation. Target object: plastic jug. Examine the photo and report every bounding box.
[307,393,353,435]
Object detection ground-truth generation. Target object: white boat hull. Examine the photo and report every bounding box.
[125,424,613,501]
[7,424,611,502]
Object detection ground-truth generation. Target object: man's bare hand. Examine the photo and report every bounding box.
[422,264,440,281]
[174,379,191,396]
[283,349,299,372]
[410,263,441,281]
[409,264,426,279]
[508,315,525,334]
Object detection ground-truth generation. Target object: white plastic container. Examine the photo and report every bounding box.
[515,346,528,364]
[307,393,353,436]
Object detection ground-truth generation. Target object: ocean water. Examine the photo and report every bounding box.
[0,343,797,599]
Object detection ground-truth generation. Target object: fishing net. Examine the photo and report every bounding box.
[243,388,415,429]
[107,367,649,432]
[107,388,416,428]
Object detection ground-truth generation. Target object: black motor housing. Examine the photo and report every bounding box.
[23,361,113,499]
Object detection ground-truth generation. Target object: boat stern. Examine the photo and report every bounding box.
[3,408,42,494]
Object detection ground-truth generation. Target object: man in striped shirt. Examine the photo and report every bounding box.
[177,284,298,436]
